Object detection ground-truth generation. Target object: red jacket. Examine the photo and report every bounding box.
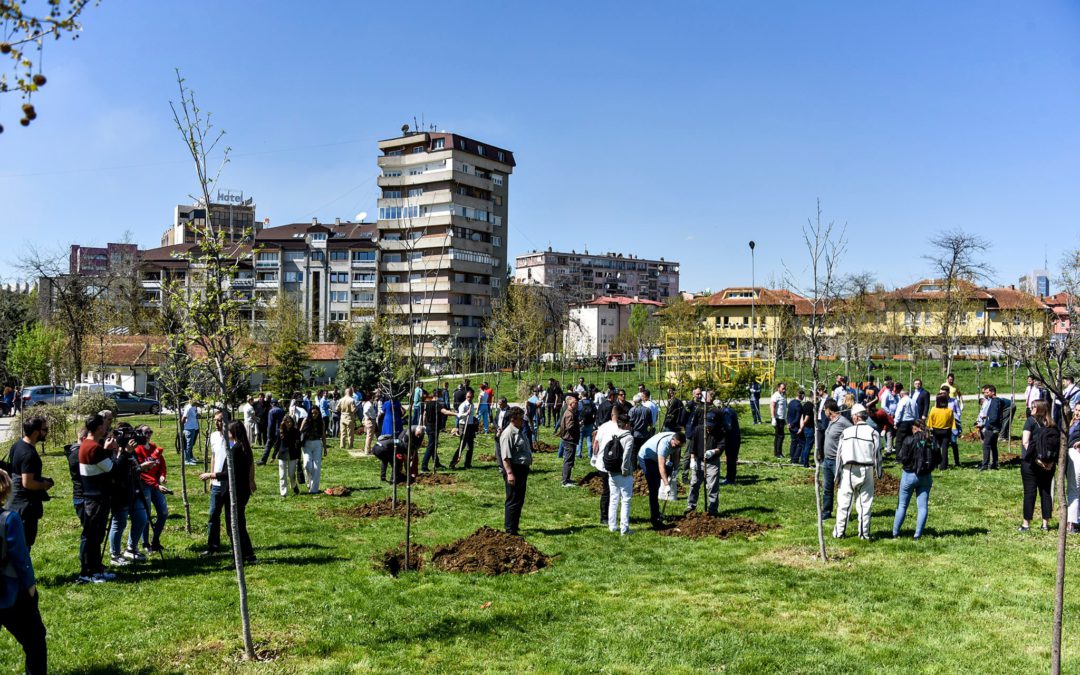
[135,443,167,488]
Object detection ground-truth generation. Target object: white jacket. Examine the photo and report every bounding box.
[836,422,882,477]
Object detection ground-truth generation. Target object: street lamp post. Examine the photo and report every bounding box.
[749,241,756,367]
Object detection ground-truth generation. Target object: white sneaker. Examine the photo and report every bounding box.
[123,549,146,562]
[110,555,131,567]
[76,575,93,584]
[90,573,113,583]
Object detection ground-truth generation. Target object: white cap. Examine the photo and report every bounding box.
[850,404,867,417]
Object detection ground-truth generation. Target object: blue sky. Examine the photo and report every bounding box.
[2,0,1079,294]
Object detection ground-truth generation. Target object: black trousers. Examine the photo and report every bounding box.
[895,421,913,453]
[982,428,999,469]
[1021,459,1054,521]
[643,458,663,527]
[724,442,740,482]
[504,463,530,535]
[80,498,109,576]
[773,419,786,457]
[421,425,440,470]
[932,429,955,469]
[0,588,46,675]
[452,424,477,468]
[597,470,610,523]
[261,432,280,464]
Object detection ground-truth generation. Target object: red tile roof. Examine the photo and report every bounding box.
[984,287,1047,311]
[85,336,345,368]
[587,295,665,307]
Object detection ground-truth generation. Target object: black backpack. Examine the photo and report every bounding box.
[579,398,596,426]
[1033,424,1061,466]
[602,432,630,474]
[899,432,939,476]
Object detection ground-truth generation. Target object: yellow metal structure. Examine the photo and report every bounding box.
[660,328,775,385]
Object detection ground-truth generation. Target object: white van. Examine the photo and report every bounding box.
[72,383,126,397]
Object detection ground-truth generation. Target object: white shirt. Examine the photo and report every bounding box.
[643,400,660,426]
[240,402,254,424]
[209,430,228,487]
[363,400,378,421]
[291,405,308,423]
[458,400,475,426]
[832,386,848,403]
[182,404,200,431]
[593,391,605,407]
[592,420,634,472]
[770,392,786,422]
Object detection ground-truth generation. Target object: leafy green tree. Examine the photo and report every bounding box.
[338,323,382,394]
[267,294,307,398]
[0,288,35,383]
[6,323,63,385]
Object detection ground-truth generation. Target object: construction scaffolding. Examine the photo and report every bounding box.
[660,328,775,385]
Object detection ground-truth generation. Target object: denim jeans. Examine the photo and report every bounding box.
[893,470,932,538]
[207,484,226,550]
[821,458,836,517]
[800,427,814,467]
[749,398,762,424]
[183,429,199,462]
[479,404,491,433]
[579,425,594,458]
[143,485,168,548]
[109,497,147,556]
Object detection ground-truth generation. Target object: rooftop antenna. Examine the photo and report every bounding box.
[413,116,419,133]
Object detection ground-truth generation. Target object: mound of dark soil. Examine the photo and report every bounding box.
[430,526,550,575]
[577,471,607,494]
[533,441,556,453]
[478,454,497,462]
[342,498,427,520]
[1000,453,1022,467]
[323,486,352,497]
[378,543,426,577]
[659,513,777,540]
[414,473,458,486]
[578,470,686,497]
[876,472,900,497]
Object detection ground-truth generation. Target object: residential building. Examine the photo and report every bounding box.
[1019,269,1050,298]
[138,218,377,342]
[514,248,679,303]
[376,126,515,357]
[160,194,261,246]
[564,295,664,358]
[69,243,138,276]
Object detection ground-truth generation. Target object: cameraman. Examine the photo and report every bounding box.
[77,414,121,583]
[106,423,152,567]
[134,426,169,553]
[6,416,55,550]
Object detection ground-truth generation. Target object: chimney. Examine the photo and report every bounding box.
[335,217,341,226]
[263,217,270,226]
[311,218,318,226]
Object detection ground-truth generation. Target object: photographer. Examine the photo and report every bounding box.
[106,423,153,566]
[6,416,55,550]
[133,426,169,553]
[77,414,121,583]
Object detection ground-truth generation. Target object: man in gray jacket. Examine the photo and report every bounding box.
[820,398,852,521]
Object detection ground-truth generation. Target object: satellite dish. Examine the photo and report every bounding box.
[355,212,368,222]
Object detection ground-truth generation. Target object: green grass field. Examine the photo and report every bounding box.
[4,401,1077,673]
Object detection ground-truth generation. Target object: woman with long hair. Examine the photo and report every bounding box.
[300,407,327,493]
[226,421,256,562]
[1019,400,1056,532]
[278,415,302,497]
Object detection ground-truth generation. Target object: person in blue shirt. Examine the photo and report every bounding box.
[381,392,405,438]
[638,430,685,529]
[0,469,46,674]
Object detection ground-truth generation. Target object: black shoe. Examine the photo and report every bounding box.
[991,465,999,470]
[244,555,257,564]
[421,466,429,473]
[293,486,299,495]
[979,466,988,472]
[434,463,446,469]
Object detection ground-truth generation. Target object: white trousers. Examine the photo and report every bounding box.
[303,440,324,494]
[278,458,298,496]
[833,464,875,539]
[245,420,257,445]
[1067,448,1080,525]
[607,473,634,534]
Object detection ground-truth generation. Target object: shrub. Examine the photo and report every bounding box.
[18,404,73,452]
[71,392,117,418]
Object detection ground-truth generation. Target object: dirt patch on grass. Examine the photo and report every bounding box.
[414,472,458,486]
[876,472,900,497]
[430,526,550,575]
[323,485,352,497]
[658,512,777,540]
[340,497,427,520]
[577,470,607,494]
[1000,452,1022,467]
[533,440,556,453]
[478,454,497,462]
[378,543,426,577]
[755,545,855,569]
[790,471,818,486]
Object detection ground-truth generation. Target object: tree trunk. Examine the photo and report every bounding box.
[811,359,827,563]
[225,448,256,660]
[1051,423,1069,674]
[176,412,192,533]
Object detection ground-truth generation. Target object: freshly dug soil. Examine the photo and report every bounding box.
[876,472,900,497]
[1000,452,1022,467]
[478,454,497,462]
[341,498,427,520]
[577,470,686,497]
[323,486,352,497]
[659,513,777,540]
[533,441,556,453]
[415,473,458,486]
[961,429,982,442]
[577,471,607,494]
[430,526,550,575]
[378,543,426,577]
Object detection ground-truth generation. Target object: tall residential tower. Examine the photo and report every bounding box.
[376,126,515,357]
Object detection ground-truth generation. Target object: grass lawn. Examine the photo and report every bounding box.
[4,402,1079,673]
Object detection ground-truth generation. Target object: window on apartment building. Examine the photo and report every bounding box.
[257,271,277,282]
[408,251,423,261]
[351,251,376,262]
[328,291,346,303]
[329,272,348,283]
[411,317,423,326]
[383,233,402,241]
[329,312,348,322]
[477,145,485,156]
[284,251,305,261]
[383,170,401,177]
[330,250,349,261]
[384,190,402,199]
[384,253,402,263]
[352,292,375,303]
[284,272,303,283]
[459,163,471,174]
[433,138,445,150]
[256,252,278,264]
[408,187,423,198]
[408,168,422,176]
[492,236,502,247]
[492,174,504,186]
[311,233,327,241]
[458,139,466,150]
[491,277,501,288]
[497,151,505,163]
[384,275,400,283]
[352,272,375,283]
[311,251,325,262]
[412,146,424,154]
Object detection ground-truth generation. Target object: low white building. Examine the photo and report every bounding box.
[564,295,664,358]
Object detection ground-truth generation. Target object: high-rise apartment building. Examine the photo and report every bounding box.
[160,192,261,246]
[376,126,515,356]
[514,249,679,303]
[1019,269,1050,298]
[69,243,138,276]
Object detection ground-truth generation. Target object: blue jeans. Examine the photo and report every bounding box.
[800,427,814,467]
[479,404,491,433]
[143,485,169,548]
[750,398,762,424]
[893,470,932,538]
[206,484,226,550]
[579,425,594,458]
[109,497,148,556]
[183,429,198,462]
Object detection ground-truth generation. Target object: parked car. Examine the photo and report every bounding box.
[21,385,73,407]
[108,391,161,415]
[73,383,126,398]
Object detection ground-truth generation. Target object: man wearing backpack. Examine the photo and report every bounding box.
[832,405,882,540]
[577,395,596,459]
[893,420,941,539]
[598,412,634,534]
[976,385,1006,471]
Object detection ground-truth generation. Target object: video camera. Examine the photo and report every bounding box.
[110,426,147,452]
